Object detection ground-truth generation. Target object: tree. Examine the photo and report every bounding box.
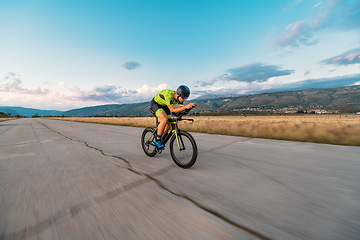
[0,112,12,118]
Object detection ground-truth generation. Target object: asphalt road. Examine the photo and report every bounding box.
[0,118,359,240]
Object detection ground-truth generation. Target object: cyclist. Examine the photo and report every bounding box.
[150,85,197,149]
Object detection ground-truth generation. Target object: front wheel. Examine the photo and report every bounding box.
[141,127,157,157]
[170,131,197,169]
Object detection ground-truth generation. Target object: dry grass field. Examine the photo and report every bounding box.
[51,115,360,146]
[0,118,14,122]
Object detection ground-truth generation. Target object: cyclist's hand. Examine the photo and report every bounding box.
[186,103,197,109]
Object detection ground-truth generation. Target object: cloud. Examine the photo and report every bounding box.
[71,83,171,104]
[0,72,51,95]
[136,83,171,96]
[1,72,22,90]
[323,0,360,31]
[313,2,322,8]
[60,83,143,103]
[270,73,360,92]
[282,0,306,11]
[223,63,294,83]
[322,48,360,66]
[1,73,172,109]
[1,70,170,106]
[275,0,360,48]
[4,72,17,80]
[278,50,294,57]
[5,78,22,90]
[94,85,118,93]
[276,21,318,47]
[76,85,138,102]
[59,82,81,92]
[196,77,218,87]
[1,71,170,109]
[196,63,294,86]
[122,61,142,70]
[197,73,360,97]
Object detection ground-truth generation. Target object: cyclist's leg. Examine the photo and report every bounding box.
[160,105,172,137]
[154,104,171,146]
[156,111,168,141]
[164,121,171,133]
[152,111,166,148]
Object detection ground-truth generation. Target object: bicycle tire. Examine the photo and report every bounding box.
[141,127,157,157]
[170,130,197,169]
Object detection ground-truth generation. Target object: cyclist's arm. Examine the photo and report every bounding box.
[168,104,187,113]
[168,103,196,113]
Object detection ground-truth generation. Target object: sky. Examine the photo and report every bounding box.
[1,0,360,110]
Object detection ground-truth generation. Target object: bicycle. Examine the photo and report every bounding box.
[141,108,198,169]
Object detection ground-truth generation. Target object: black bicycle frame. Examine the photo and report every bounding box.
[149,108,193,150]
[150,117,188,151]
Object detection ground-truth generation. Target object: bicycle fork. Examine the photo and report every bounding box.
[173,130,186,151]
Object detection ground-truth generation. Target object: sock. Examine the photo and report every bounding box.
[156,134,162,141]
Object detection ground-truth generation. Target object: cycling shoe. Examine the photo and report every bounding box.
[155,140,165,149]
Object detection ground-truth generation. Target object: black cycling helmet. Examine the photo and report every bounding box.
[177,85,190,99]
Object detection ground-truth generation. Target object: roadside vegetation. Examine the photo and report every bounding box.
[50,115,360,146]
[0,118,13,122]
[0,112,41,120]
[0,112,18,121]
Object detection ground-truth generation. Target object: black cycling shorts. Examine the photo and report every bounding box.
[150,99,171,117]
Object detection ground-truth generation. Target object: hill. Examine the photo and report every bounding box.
[0,106,63,117]
[2,85,360,117]
[63,103,149,117]
[63,85,360,116]
[193,85,360,115]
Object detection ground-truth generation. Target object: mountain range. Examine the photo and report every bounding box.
[1,85,360,117]
[0,106,63,118]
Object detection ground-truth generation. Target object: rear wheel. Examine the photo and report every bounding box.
[170,131,197,169]
[141,127,157,157]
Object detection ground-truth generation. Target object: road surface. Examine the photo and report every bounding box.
[0,118,359,240]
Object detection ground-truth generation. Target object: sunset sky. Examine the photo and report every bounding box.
[1,0,359,110]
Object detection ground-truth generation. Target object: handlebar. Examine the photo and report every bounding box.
[171,108,194,123]
[171,108,191,117]
[180,118,194,123]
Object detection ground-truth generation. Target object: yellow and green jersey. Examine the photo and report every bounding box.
[154,89,179,106]
[152,89,185,117]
